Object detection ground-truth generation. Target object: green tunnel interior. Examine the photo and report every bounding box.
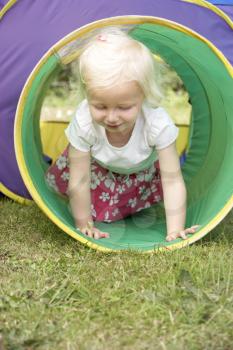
[18,22,233,252]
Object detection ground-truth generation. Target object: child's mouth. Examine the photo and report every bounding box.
[106,124,121,128]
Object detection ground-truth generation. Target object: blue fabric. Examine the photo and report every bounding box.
[207,0,233,5]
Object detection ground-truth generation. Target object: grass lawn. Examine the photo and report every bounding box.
[0,198,233,350]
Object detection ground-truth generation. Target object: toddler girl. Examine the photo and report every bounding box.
[46,27,199,240]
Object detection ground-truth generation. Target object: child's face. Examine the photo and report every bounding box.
[87,81,144,135]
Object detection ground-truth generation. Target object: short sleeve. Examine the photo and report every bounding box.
[144,106,179,150]
[65,99,96,152]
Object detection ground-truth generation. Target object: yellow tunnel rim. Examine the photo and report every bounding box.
[14,15,233,253]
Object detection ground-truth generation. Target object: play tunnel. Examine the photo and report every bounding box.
[1,0,233,202]
[14,17,233,252]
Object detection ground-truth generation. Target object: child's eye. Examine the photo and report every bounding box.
[94,105,106,110]
[118,106,131,111]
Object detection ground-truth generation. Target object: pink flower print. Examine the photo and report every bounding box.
[61,171,69,182]
[153,177,161,185]
[151,184,158,193]
[139,185,146,194]
[140,188,151,201]
[56,155,67,170]
[97,171,105,181]
[104,211,111,222]
[144,202,151,209]
[109,193,119,206]
[154,195,161,202]
[99,192,110,202]
[91,173,100,190]
[127,197,137,208]
[112,208,120,217]
[136,172,145,182]
[104,177,115,192]
[46,173,58,192]
[116,184,126,194]
[123,177,133,188]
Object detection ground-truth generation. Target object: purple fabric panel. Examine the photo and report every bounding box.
[0,106,31,198]
[218,5,233,18]
[0,0,9,9]
[0,0,233,198]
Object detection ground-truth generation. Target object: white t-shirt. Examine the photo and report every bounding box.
[65,99,179,174]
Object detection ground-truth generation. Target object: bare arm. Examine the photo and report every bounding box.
[68,144,109,239]
[68,144,92,228]
[157,142,198,241]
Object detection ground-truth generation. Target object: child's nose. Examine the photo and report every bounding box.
[106,109,118,123]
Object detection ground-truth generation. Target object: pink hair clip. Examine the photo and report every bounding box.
[97,34,107,42]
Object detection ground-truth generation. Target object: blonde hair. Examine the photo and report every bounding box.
[79,27,163,107]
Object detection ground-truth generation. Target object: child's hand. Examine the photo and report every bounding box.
[77,221,109,240]
[166,225,200,242]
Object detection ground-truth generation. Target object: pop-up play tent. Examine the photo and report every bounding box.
[0,0,233,252]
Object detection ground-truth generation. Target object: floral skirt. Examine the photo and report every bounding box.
[45,147,163,222]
